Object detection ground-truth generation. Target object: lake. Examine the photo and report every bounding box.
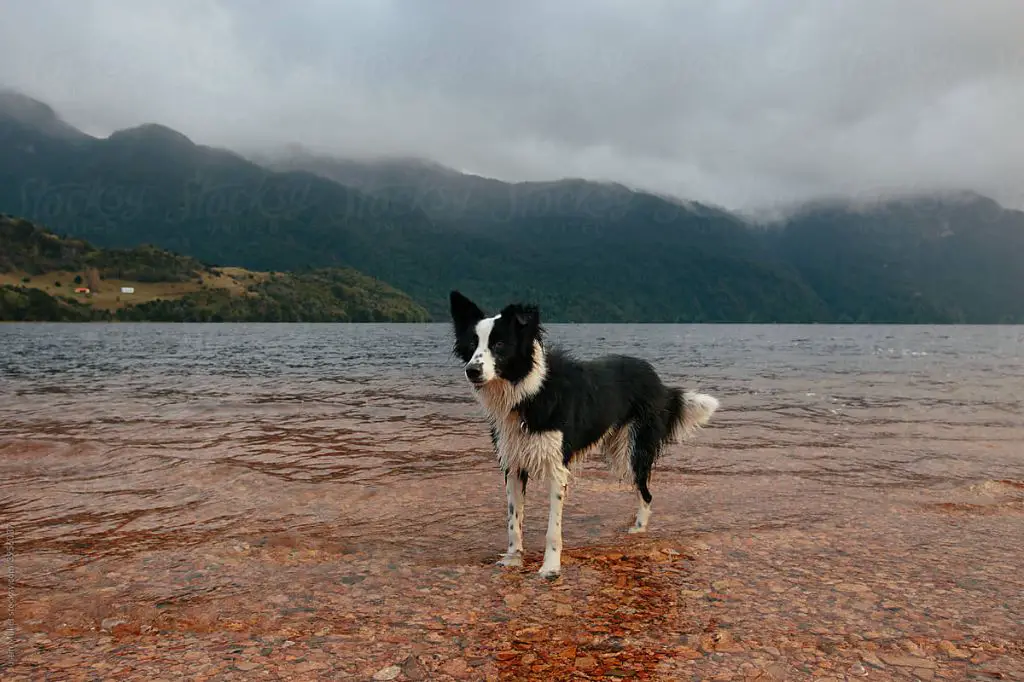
[1,323,1022,679]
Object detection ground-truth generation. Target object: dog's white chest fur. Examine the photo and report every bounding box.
[492,411,564,482]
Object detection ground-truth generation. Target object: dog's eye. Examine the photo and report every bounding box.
[493,341,505,351]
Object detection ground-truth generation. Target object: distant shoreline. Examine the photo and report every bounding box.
[4,319,1021,326]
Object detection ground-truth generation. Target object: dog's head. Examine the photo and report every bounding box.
[449,290,542,389]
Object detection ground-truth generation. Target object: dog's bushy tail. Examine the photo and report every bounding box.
[667,388,720,443]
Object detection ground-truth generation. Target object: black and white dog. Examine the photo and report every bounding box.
[449,291,720,578]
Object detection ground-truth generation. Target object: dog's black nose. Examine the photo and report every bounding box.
[466,365,483,382]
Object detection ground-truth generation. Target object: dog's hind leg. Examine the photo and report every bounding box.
[497,469,528,567]
[627,420,660,534]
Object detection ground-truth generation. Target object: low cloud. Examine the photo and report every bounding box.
[2,0,1023,212]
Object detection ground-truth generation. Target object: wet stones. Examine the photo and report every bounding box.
[371,664,402,680]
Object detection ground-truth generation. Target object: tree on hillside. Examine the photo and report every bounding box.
[85,267,101,292]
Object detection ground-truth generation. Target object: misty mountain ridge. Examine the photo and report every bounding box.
[1,88,1022,323]
[256,144,733,227]
[107,123,196,147]
[0,88,91,141]
[1,88,998,227]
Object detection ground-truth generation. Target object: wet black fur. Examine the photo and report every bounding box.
[450,290,689,505]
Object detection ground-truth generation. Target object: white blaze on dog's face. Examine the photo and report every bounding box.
[467,314,501,383]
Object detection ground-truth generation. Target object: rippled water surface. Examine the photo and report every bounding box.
[2,322,1023,562]
[1,323,1022,679]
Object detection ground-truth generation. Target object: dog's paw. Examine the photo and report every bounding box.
[537,565,561,580]
[496,553,523,568]
[627,524,648,534]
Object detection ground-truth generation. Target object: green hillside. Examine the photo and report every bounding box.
[0,214,429,322]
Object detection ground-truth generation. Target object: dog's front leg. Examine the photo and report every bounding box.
[538,467,568,579]
[497,468,527,567]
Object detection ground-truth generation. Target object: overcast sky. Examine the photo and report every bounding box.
[1,0,1022,212]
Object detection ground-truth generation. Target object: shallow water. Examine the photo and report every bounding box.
[1,323,1022,680]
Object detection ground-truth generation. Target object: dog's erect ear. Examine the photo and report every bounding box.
[514,305,539,328]
[504,303,540,332]
[449,290,485,332]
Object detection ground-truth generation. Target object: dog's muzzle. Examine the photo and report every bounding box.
[465,362,485,385]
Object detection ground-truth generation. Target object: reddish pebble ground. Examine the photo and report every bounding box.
[2,466,1022,681]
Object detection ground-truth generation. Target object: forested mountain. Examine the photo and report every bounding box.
[3,90,1022,323]
[772,193,1024,323]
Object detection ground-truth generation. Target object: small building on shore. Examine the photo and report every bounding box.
[120,286,135,294]
[74,287,90,294]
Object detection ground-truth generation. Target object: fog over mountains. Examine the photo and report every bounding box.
[3,1,1023,212]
